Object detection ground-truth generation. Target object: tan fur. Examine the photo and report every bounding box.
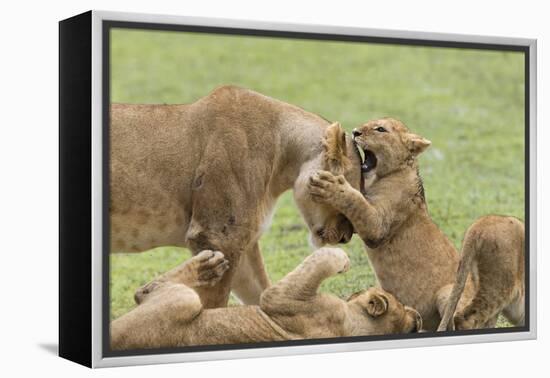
[111,248,422,350]
[110,86,362,308]
[323,122,352,175]
[438,216,525,330]
[308,117,525,331]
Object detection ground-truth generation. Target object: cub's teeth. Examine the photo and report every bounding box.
[356,147,365,163]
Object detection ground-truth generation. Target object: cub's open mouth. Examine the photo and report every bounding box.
[362,149,377,173]
[353,139,377,173]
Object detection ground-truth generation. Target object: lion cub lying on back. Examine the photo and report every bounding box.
[308,118,524,331]
[111,247,421,350]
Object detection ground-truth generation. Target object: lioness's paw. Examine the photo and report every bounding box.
[313,247,351,274]
[195,250,230,287]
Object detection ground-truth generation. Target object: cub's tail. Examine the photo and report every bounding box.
[437,225,479,331]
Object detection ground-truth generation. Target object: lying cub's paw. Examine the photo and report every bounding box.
[194,250,230,287]
[144,251,230,291]
[313,247,351,274]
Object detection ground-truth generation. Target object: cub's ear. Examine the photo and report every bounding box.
[323,122,351,175]
[365,292,389,317]
[405,133,431,156]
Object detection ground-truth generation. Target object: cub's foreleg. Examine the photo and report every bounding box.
[308,171,388,246]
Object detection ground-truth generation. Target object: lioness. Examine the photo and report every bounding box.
[111,248,422,350]
[308,117,525,331]
[110,86,362,308]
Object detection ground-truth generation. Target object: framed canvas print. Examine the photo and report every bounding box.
[59,10,537,368]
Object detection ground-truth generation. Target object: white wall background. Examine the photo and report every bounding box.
[0,0,547,376]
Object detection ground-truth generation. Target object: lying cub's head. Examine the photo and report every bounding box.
[347,287,422,335]
[353,118,431,177]
[294,122,362,247]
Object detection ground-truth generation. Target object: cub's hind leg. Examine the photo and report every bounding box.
[260,247,350,314]
[111,281,203,350]
[456,268,523,330]
[111,251,229,350]
[454,268,514,330]
[140,250,228,317]
[482,315,499,329]
[436,282,476,331]
[149,250,228,290]
[502,292,525,327]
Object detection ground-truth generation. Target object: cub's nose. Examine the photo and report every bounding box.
[352,129,362,138]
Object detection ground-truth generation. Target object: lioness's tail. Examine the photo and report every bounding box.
[437,215,525,332]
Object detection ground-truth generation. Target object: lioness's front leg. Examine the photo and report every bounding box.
[260,247,350,312]
[232,243,271,304]
[308,171,387,244]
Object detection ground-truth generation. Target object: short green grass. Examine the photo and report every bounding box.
[109,29,525,327]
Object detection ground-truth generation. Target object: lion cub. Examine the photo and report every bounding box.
[308,117,525,331]
[111,247,422,350]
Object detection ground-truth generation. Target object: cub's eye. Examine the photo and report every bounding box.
[374,126,387,133]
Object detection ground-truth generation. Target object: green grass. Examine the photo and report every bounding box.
[109,29,525,327]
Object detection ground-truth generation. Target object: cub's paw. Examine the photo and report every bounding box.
[312,247,351,274]
[308,170,347,203]
[166,250,230,288]
[194,250,230,287]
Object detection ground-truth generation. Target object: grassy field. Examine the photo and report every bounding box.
[109,28,525,326]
